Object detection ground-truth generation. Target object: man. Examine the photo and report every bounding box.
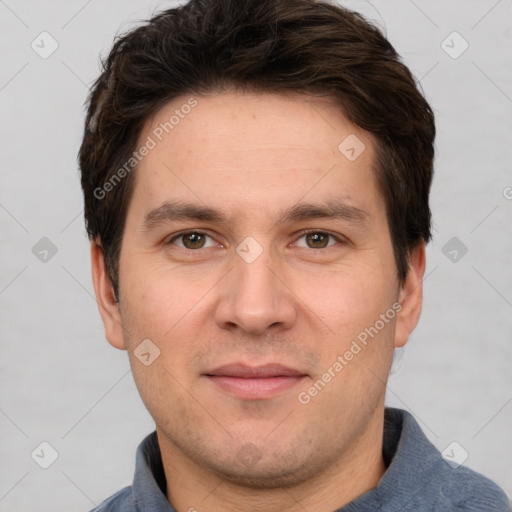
[79,0,510,510]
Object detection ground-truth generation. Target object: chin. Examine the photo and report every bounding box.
[213,459,315,490]
[198,439,335,491]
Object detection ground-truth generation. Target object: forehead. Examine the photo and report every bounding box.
[130,91,384,222]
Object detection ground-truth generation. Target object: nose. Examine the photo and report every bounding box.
[214,246,297,336]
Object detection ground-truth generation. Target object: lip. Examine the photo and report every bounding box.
[204,363,307,400]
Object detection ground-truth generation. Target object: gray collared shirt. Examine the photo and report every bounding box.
[91,408,510,511]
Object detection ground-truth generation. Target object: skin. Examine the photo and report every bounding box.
[91,90,425,512]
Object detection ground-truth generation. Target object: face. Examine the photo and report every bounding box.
[93,90,424,489]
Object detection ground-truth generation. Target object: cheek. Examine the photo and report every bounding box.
[297,268,397,414]
[120,254,214,342]
[293,261,393,343]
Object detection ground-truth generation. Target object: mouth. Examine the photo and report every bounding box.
[204,363,308,400]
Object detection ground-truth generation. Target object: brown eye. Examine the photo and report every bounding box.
[305,232,329,248]
[295,231,341,249]
[181,232,206,249]
[169,231,215,250]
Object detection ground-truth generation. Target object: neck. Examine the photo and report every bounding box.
[158,406,387,512]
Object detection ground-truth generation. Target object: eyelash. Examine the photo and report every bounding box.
[166,229,345,250]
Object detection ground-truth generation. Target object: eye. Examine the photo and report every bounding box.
[167,231,217,250]
[294,230,342,249]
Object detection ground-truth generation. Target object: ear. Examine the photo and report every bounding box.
[90,239,126,350]
[394,242,426,348]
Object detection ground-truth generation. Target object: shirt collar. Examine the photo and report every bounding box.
[132,430,176,511]
[340,407,442,510]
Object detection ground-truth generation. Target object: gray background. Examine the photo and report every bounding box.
[1,0,511,510]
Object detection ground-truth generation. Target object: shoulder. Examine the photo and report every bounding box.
[383,409,510,511]
[438,464,511,511]
[89,486,135,512]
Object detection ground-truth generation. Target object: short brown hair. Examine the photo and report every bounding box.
[79,0,435,301]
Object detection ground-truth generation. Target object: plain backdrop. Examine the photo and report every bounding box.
[1,0,511,510]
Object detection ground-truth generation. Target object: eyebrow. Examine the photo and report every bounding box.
[142,199,370,231]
